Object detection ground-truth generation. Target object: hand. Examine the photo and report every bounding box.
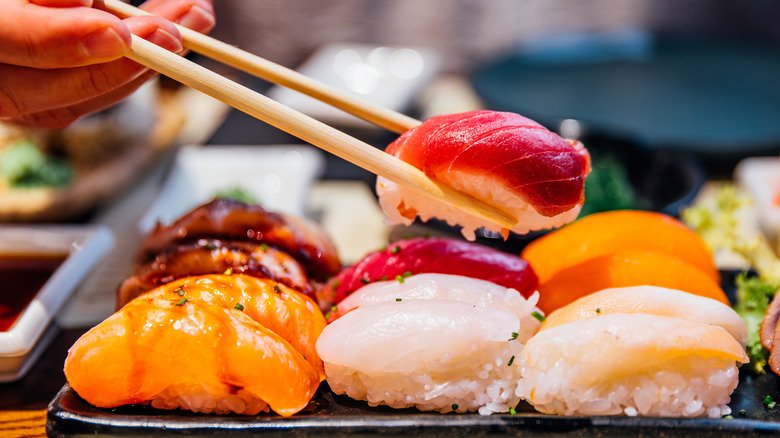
[0,0,215,129]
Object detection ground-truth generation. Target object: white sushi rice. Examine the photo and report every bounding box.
[149,382,270,415]
[377,173,580,241]
[324,340,524,415]
[317,300,531,415]
[517,355,739,418]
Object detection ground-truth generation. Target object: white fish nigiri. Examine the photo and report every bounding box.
[331,273,541,342]
[540,285,747,347]
[516,313,748,418]
[317,300,526,415]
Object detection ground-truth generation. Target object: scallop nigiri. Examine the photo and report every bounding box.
[540,285,747,347]
[316,300,527,415]
[516,313,748,418]
[329,273,541,341]
[135,274,327,379]
[377,110,591,240]
[64,297,320,417]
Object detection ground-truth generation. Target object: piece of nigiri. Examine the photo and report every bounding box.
[65,297,320,417]
[540,285,747,347]
[317,236,538,309]
[137,274,327,379]
[516,313,748,418]
[377,111,591,240]
[316,300,526,415]
[329,273,541,341]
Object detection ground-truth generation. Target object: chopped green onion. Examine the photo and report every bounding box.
[531,311,546,322]
[402,271,413,278]
[360,277,370,284]
[176,298,187,306]
[175,286,185,297]
[723,415,733,419]
[396,275,405,284]
[395,298,402,302]
[234,303,245,311]
[509,332,519,341]
[274,285,281,294]
[507,355,515,366]
[260,243,269,251]
[332,280,341,289]
[595,308,601,314]
[391,246,401,254]
[509,407,517,415]
[451,404,458,411]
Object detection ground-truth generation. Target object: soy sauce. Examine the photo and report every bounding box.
[0,254,66,332]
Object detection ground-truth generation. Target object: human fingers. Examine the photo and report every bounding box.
[0,0,131,69]
[7,69,161,130]
[0,16,181,124]
[139,0,215,32]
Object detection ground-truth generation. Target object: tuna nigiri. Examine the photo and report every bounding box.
[377,111,591,240]
[65,297,320,417]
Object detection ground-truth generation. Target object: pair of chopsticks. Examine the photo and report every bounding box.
[96,0,516,230]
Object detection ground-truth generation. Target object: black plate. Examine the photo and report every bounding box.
[471,35,780,164]
[45,271,780,437]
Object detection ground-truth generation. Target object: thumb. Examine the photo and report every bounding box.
[0,1,131,69]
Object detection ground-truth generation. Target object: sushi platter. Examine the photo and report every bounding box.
[26,4,780,436]
[44,364,780,437]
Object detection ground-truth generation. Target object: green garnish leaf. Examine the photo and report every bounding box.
[510,332,519,340]
[235,303,245,311]
[451,404,458,411]
[595,308,601,314]
[396,275,405,284]
[509,407,517,415]
[395,298,402,302]
[391,246,401,254]
[531,311,546,322]
[360,277,370,284]
[507,355,515,366]
[274,285,281,294]
[176,298,187,306]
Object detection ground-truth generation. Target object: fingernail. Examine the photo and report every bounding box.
[146,28,183,53]
[81,27,128,58]
[177,5,215,31]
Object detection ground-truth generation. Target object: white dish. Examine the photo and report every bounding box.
[267,43,440,129]
[0,225,114,382]
[138,145,325,233]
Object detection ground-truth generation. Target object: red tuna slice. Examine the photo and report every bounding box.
[316,237,538,311]
[386,111,591,217]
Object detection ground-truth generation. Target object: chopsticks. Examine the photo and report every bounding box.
[98,0,420,134]
[95,3,517,230]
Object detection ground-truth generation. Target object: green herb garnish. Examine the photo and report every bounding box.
[391,246,401,254]
[176,298,187,306]
[507,355,515,366]
[235,303,245,311]
[531,311,546,322]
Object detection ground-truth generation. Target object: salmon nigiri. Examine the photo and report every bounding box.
[377,110,591,240]
[138,274,327,379]
[64,297,320,417]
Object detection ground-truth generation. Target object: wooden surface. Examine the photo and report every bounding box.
[0,328,85,438]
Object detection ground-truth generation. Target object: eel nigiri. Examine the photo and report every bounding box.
[316,300,527,415]
[317,236,538,309]
[516,313,748,418]
[377,111,591,240]
[136,274,327,379]
[65,297,320,417]
[117,239,314,309]
[139,198,341,281]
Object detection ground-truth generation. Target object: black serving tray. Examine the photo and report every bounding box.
[44,374,780,437]
[46,274,780,437]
